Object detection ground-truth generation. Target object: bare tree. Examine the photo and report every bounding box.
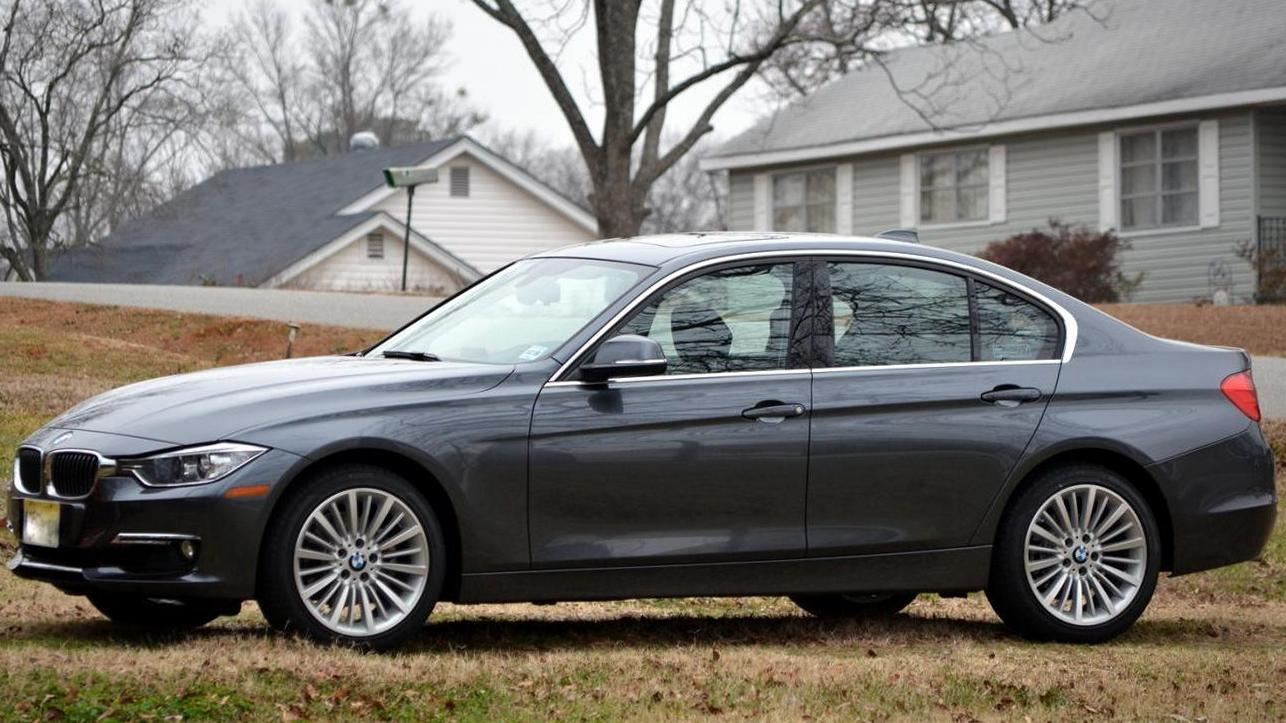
[223,0,485,165]
[472,1,1089,237]
[0,0,202,280]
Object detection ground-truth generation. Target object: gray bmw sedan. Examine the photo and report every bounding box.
[7,233,1276,650]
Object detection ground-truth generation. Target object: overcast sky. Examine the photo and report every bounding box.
[203,0,766,149]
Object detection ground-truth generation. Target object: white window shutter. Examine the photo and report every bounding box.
[753,172,771,230]
[1198,120,1220,228]
[899,154,917,227]
[835,163,853,234]
[1097,131,1117,232]
[988,145,1007,224]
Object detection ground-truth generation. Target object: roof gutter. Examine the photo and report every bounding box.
[699,85,1286,171]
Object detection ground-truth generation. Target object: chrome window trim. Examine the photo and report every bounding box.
[549,248,1077,384]
[40,448,117,500]
[546,368,813,388]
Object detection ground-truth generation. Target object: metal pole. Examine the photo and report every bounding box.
[400,184,416,292]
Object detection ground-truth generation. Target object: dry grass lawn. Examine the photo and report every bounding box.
[0,298,1283,721]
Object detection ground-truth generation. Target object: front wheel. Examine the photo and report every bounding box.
[985,464,1160,643]
[257,465,446,651]
[790,592,918,619]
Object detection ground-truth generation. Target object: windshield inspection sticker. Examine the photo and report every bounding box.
[518,345,548,361]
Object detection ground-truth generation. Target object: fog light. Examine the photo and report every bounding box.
[179,540,196,560]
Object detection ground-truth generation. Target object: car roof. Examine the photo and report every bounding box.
[533,232,941,267]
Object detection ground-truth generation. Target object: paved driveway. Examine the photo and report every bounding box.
[0,282,438,331]
[1253,355,1286,421]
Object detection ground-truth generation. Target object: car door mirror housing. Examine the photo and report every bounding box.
[579,335,667,382]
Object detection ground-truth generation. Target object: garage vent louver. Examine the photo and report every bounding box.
[450,167,470,197]
[49,451,99,497]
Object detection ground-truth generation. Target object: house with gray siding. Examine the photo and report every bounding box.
[702,0,1286,303]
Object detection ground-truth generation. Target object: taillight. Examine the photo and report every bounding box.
[1221,370,1261,422]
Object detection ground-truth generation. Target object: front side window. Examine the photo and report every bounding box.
[920,149,989,224]
[617,263,796,375]
[371,257,648,364]
[1119,126,1198,230]
[773,170,835,233]
[828,262,972,366]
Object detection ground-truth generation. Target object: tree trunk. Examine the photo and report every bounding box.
[590,164,647,238]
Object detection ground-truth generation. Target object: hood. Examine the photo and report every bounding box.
[45,356,514,447]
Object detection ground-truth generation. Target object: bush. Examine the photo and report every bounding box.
[979,219,1143,302]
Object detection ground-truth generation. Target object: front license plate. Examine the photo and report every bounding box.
[22,500,61,548]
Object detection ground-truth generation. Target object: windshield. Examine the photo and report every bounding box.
[370,257,651,364]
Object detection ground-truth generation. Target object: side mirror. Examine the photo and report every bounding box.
[579,334,667,383]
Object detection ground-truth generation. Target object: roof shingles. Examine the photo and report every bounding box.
[711,0,1286,160]
[51,138,458,285]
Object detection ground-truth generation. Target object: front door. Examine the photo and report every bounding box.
[806,259,1063,556]
[529,260,813,568]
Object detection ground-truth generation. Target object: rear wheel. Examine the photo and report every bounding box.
[87,593,234,631]
[985,464,1159,643]
[790,592,918,619]
[257,465,446,651]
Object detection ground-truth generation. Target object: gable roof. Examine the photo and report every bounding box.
[51,137,462,286]
[703,0,1286,170]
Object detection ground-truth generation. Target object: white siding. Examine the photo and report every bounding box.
[728,172,755,230]
[373,151,595,274]
[726,110,1257,303]
[283,229,460,294]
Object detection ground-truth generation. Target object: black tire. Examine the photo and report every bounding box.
[257,464,446,651]
[87,593,233,631]
[985,464,1160,643]
[790,592,918,619]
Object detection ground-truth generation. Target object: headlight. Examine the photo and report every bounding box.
[119,442,267,487]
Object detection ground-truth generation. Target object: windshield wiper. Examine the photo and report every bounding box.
[381,350,442,362]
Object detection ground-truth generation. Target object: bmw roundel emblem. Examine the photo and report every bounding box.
[1073,546,1089,564]
[349,552,367,571]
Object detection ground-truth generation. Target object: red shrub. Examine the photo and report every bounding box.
[979,219,1143,302]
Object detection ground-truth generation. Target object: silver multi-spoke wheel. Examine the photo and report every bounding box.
[292,487,430,637]
[1024,484,1147,626]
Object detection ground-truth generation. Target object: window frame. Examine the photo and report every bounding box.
[1116,122,1200,232]
[771,167,837,233]
[917,147,991,225]
[547,250,1075,385]
[815,256,1065,370]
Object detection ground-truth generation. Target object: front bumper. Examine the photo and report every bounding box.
[1150,423,1278,575]
[7,440,302,600]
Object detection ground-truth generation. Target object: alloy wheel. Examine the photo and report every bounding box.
[1023,483,1147,626]
[292,487,430,637]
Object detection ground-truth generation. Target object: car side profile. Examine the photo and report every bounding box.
[7,233,1276,650]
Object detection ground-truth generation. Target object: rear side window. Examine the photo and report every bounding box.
[828,262,972,366]
[974,281,1060,361]
[824,261,1061,367]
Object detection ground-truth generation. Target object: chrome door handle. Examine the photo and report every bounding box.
[980,385,1043,407]
[742,402,807,422]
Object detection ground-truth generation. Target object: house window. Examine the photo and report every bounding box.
[1119,126,1198,230]
[366,232,384,259]
[919,149,989,224]
[450,166,470,197]
[772,169,835,232]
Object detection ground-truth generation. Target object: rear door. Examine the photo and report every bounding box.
[806,259,1063,556]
